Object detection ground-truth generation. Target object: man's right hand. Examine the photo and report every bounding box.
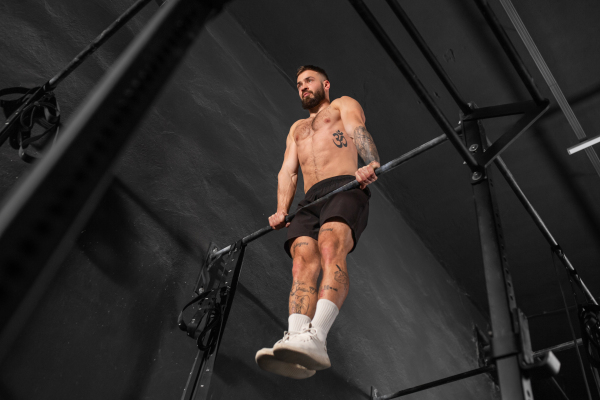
[269,210,290,230]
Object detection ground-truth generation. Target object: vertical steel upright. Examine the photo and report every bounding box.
[462,115,532,400]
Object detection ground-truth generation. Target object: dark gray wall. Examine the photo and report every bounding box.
[0,2,499,399]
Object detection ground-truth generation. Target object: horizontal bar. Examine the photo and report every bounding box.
[375,365,496,399]
[348,0,478,170]
[492,153,597,305]
[384,0,470,115]
[533,338,582,358]
[481,100,549,166]
[214,133,451,257]
[567,133,600,155]
[472,0,545,104]
[462,100,536,121]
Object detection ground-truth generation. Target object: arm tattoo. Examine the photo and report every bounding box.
[320,227,333,232]
[293,242,308,249]
[334,265,349,290]
[353,126,380,165]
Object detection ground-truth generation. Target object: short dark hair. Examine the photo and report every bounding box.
[296,65,329,81]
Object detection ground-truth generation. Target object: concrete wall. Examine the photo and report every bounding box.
[0,2,498,399]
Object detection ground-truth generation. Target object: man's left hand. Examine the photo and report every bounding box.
[356,161,380,189]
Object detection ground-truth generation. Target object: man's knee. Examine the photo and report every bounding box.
[292,255,320,280]
[291,239,320,279]
[318,238,347,265]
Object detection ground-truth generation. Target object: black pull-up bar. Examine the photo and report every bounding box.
[213,132,452,257]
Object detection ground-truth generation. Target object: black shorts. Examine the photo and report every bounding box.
[284,175,371,258]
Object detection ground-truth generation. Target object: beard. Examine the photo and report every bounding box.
[301,84,325,110]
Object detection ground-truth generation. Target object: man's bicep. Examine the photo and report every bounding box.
[281,132,299,176]
[340,97,366,137]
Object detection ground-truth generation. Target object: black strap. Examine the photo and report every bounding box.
[0,86,61,163]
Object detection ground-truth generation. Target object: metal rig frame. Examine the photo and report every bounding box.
[347,0,596,399]
[0,0,596,399]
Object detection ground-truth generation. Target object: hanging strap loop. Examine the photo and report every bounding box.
[0,86,61,163]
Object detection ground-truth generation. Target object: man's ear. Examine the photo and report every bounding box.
[323,80,331,90]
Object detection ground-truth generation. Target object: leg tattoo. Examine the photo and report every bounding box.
[289,280,317,315]
[334,265,349,291]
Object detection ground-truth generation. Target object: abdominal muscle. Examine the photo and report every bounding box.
[295,122,359,193]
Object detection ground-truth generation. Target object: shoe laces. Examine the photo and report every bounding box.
[276,330,298,345]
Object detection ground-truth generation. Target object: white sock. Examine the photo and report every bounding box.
[288,313,311,333]
[311,299,339,342]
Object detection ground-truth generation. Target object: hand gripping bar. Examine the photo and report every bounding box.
[212,133,448,258]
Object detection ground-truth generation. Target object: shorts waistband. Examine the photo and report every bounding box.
[305,175,356,198]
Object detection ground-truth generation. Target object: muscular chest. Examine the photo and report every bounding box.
[293,107,341,142]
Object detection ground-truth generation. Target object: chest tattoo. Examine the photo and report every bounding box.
[332,130,348,148]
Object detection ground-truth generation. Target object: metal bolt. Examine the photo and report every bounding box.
[472,171,483,181]
[469,144,479,152]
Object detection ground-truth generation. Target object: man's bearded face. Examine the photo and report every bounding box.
[301,82,326,110]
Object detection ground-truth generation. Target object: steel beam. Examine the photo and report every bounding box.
[384,0,471,115]
[492,153,597,305]
[472,0,545,105]
[463,115,532,400]
[348,0,478,170]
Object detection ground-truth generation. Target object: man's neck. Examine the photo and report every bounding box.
[308,99,330,117]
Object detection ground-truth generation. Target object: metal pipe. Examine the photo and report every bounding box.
[493,155,597,305]
[347,0,478,170]
[376,365,495,399]
[472,0,545,104]
[213,133,450,257]
[533,338,582,358]
[48,0,154,89]
[384,0,471,115]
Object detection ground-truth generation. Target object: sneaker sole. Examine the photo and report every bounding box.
[255,348,316,379]
[272,346,331,371]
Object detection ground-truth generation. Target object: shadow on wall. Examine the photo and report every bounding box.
[237,283,287,332]
[75,178,185,400]
[212,352,371,400]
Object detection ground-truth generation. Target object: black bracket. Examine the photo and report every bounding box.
[179,239,247,400]
[463,100,550,167]
[484,308,561,380]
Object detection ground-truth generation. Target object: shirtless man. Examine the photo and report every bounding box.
[255,65,380,379]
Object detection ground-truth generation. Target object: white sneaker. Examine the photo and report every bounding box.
[272,324,331,370]
[255,332,316,379]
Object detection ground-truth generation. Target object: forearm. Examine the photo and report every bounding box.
[353,126,380,167]
[276,170,298,213]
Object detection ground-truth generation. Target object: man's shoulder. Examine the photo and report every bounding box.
[286,119,305,141]
[331,96,361,109]
[289,118,306,132]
